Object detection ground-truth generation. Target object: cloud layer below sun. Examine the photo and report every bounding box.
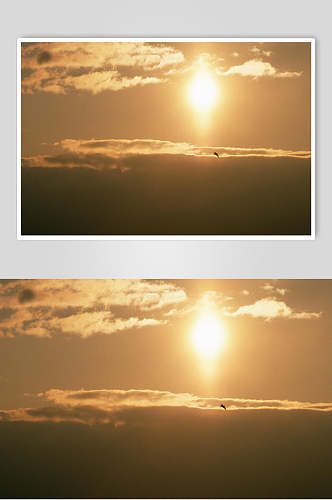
[22,138,311,171]
[1,387,332,425]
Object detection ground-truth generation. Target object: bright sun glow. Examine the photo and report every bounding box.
[188,72,218,112]
[192,313,225,358]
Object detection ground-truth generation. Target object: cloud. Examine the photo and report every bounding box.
[225,298,321,321]
[1,279,187,311]
[249,46,273,57]
[61,138,194,158]
[31,313,164,339]
[191,52,224,70]
[261,283,276,293]
[262,283,288,296]
[20,42,303,95]
[163,305,195,318]
[197,290,233,308]
[39,388,332,413]
[1,388,332,425]
[22,138,311,171]
[221,59,302,79]
[37,50,52,64]
[0,280,186,338]
[48,313,164,339]
[188,49,300,83]
[21,42,184,94]
[60,72,162,95]
[58,138,311,160]
[61,139,310,160]
[0,307,16,322]
[18,288,36,304]
[2,281,318,338]
[164,290,232,319]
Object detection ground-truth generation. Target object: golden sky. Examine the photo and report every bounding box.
[21,41,311,161]
[0,278,329,412]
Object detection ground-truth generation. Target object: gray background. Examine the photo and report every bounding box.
[0,0,330,278]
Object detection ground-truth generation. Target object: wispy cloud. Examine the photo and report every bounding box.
[262,282,288,296]
[61,72,162,95]
[21,42,185,94]
[47,138,312,159]
[39,388,332,412]
[0,281,319,337]
[225,297,321,321]
[21,42,304,96]
[1,388,332,425]
[220,59,302,79]
[197,290,233,309]
[0,280,185,338]
[164,290,232,319]
[22,138,311,171]
[187,48,300,82]
[249,46,273,57]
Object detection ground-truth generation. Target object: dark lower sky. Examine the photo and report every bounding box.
[1,409,332,498]
[21,156,311,235]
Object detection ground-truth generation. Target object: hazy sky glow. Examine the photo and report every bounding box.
[22,41,311,156]
[1,279,331,497]
[0,279,329,407]
[20,41,312,236]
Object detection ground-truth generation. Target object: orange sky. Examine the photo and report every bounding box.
[0,279,330,411]
[21,41,311,160]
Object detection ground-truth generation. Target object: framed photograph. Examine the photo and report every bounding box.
[0,278,330,498]
[17,38,315,240]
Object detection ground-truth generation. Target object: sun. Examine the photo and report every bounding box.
[192,312,226,358]
[188,71,218,112]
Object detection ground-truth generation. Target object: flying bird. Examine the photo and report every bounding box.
[220,404,226,410]
[213,152,219,158]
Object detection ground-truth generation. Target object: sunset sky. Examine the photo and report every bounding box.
[20,41,312,236]
[1,279,331,497]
